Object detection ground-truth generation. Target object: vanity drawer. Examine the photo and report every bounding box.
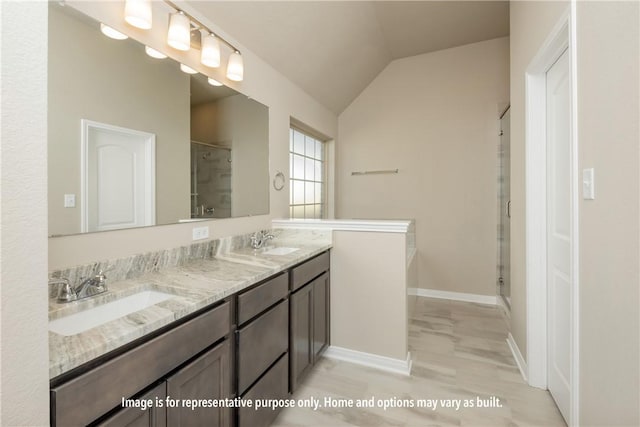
[95,382,167,427]
[237,272,288,325]
[51,301,231,427]
[237,300,288,394]
[291,251,330,291]
[238,354,289,427]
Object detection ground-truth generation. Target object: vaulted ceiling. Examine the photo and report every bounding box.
[188,1,509,114]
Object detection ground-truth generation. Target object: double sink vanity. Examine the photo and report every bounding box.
[40,2,420,425]
[48,230,331,426]
[44,5,416,425]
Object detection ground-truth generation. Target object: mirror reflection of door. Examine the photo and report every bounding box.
[82,120,156,232]
[190,141,232,219]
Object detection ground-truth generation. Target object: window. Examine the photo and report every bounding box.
[289,127,324,219]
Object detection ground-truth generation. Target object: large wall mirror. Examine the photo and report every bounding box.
[48,3,269,237]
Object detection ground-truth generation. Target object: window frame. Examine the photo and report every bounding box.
[289,126,326,219]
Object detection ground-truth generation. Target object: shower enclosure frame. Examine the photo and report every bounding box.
[497,106,511,310]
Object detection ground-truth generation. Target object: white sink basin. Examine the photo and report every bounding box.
[262,247,300,256]
[49,290,174,336]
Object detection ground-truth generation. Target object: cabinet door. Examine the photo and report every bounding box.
[312,272,330,361]
[166,340,231,427]
[96,383,166,427]
[290,283,313,392]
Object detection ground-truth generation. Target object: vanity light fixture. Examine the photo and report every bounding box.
[226,51,244,82]
[100,23,128,40]
[108,0,246,82]
[180,64,198,74]
[167,11,191,51]
[145,46,167,59]
[163,1,244,82]
[207,77,223,87]
[124,0,152,30]
[200,31,221,68]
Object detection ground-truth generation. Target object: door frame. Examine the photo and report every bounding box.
[80,119,156,232]
[524,4,579,426]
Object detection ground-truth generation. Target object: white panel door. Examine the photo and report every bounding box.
[83,121,155,232]
[546,48,571,423]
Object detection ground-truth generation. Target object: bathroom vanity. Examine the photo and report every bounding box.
[49,240,331,427]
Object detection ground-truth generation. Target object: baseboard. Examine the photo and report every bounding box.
[497,295,511,324]
[408,287,497,305]
[506,333,528,382]
[323,346,412,376]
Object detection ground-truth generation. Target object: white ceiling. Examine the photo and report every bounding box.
[189,1,509,114]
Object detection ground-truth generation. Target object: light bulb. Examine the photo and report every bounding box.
[100,23,128,40]
[180,64,198,74]
[200,31,221,68]
[145,46,167,59]
[208,77,223,86]
[124,0,152,30]
[167,11,190,51]
[226,51,244,82]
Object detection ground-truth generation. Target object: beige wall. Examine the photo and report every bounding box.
[509,0,568,359]
[49,1,337,270]
[191,102,224,147]
[0,1,50,424]
[336,37,509,297]
[228,96,270,217]
[330,231,407,360]
[576,2,639,424]
[48,5,190,235]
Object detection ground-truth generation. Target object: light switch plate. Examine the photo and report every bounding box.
[192,226,209,240]
[64,194,76,208]
[582,168,595,200]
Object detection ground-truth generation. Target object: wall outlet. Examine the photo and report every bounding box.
[192,226,209,241]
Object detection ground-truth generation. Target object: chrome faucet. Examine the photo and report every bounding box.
[250,230,275,250]
[48,271,108,303]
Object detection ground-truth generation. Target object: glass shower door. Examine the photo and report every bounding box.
[191,141,232,219]
[498,107,511,308]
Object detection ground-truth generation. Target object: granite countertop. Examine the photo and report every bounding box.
[49,238,331,379]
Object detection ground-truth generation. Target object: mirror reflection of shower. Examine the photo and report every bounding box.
[191,141,232,219]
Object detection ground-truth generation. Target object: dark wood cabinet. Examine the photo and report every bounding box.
[166,340,232,427]
[237,272,288,325]
[51,250,330,427]
[290,282,313,391]
[291,251,330,292]
[238,354,289,427]
[51,302,231,427]
[236,274,290,427]
[289,253,330,393]
[312,272,330,360]
[96,383,166,427]
[95,341,231,427]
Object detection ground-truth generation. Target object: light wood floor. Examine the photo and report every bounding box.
[273,297,566,426]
